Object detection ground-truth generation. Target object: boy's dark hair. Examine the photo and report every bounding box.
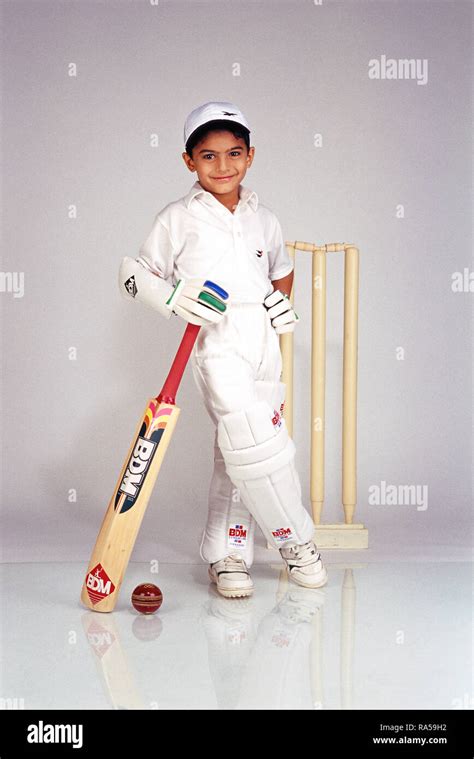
[185,119,250,158]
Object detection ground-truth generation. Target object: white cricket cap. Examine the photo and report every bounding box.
[183,101,251,147]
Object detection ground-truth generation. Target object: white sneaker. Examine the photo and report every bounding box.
[279,541,328,589]
[208,554,254,598]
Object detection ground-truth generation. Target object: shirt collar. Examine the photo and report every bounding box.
[185,180,259,212]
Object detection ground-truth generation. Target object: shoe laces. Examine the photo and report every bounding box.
[222,554,248,571]
[286,541,320,564]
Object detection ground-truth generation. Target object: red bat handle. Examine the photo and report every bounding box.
[156,322,201,405]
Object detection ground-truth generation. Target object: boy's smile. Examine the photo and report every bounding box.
[182,130,255,213]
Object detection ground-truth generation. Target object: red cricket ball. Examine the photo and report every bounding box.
[131,583,163,614]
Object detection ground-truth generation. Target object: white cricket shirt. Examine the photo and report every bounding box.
[138,181,294,303]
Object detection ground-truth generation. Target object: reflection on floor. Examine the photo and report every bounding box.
[0,561,471,710]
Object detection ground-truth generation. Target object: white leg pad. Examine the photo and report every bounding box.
[199,432,256,567]
[217,401,314,550]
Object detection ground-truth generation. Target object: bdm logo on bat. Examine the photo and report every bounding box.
[116,436,158,507]
[85,563,115,604]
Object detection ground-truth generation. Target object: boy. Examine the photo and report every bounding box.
[119,101,328,598]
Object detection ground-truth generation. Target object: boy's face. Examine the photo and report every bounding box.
[182,130,255,202]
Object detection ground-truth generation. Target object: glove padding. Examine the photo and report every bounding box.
[119,256,230,327]
[173,279,230,326]
[264,288,299,334]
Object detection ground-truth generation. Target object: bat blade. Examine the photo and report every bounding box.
[81,398,180,613]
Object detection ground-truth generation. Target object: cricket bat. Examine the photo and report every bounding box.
[81,320,201,613]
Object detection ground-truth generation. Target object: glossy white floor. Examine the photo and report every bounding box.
[0,553,471,711]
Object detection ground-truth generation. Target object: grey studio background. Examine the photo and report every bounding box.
[1,0,472,565]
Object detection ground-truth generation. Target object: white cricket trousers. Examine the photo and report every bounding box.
[190,302,314,567]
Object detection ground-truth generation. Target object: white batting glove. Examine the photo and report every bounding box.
[172,278,230,326]
[120,256,230,327]
[263,289,300,334]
